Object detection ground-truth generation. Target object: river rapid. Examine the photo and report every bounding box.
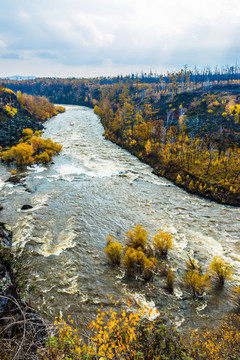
[0,105,240,330]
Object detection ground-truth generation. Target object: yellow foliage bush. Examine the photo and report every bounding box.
[35,310,240,360]
[153,229,173,256]
[209,256,232,285]
[39,306,194,360]
[34,151,50,164]
[22,128,33,139]
[125,224,147,249]
[123,247,141,278]
[145,139,152,155]
[1,128,62,167]
[176,174,182,183]
[123,246,157,280]
[189,314,240,360]
[4,105,17,117]
[142,256,158,281]
[104,235,123,265]
[89,307,143,359]
[104,226,159,281]
[184,270,210,297]
[2,143,34,166]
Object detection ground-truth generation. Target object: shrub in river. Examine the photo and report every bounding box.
[125,224,148,250]
[103,226,158,281]
[208,256,232,285]
[123,246,157,280]
[104,235,122,265]
[183,270,210,297]
[153,229,173,256]
[165,268,176,293]
[142,256,158,281]
[185,255,200,271]
[123,246,142,278]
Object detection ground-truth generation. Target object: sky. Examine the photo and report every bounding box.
[0,0,240,78]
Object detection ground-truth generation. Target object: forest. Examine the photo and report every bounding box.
[3,66,240,206]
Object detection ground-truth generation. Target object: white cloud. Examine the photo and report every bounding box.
[0,40,7,48]
[18,10,30,21]
[0,0,240,76]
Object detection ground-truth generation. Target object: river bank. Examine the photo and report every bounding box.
[107,139,240,207]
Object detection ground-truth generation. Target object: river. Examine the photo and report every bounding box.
[0,105,240,329]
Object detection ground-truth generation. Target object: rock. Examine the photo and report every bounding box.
[21,204,33,210]
[24,186,35,193]
[0,223,12,247]
[0,203,3,211]
[6,175,23,184]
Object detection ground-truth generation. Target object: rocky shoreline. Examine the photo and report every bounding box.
[0,89,44,149]
[0,223,47,359]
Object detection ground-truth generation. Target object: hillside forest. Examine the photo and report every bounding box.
[4,67,240,206]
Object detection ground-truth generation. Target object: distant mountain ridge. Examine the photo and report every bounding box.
[1,76,36,81]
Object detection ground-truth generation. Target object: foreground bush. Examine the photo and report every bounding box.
[189,314,240,360]
[2,142,34,166]
[38,307,189,360]
[37,308,240,360]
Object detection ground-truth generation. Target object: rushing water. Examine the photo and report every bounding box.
[0,105,240,329]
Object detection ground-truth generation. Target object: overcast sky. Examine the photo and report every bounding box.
[0,0,240,78]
